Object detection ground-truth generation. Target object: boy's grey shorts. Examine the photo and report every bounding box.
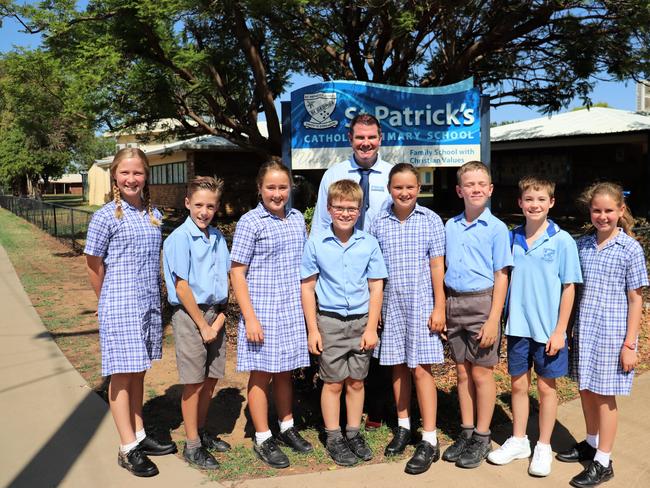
[446,287,500,367]
[171,304,227,384]
[317,311,371,383]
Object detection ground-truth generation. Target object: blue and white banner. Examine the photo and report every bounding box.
[290,78,481,170]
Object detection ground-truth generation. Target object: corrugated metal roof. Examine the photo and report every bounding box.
[144,134,242,155]
[491,107,650,142]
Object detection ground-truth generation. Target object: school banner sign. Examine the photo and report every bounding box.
[289,78,482,170]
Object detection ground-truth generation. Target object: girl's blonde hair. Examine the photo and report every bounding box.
[579,181,635,237]
[110,147,161,226]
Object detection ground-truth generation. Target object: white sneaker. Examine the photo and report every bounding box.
[528,443,552,477]
[487,436,531,465]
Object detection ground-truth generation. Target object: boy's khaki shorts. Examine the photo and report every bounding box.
[446,288,500,367]
[172,304,226,384]
[317,311,372,382]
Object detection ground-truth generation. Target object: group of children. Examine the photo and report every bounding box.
[85,148,647,488]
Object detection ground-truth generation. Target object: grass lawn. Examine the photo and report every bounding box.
[1,207,649,481]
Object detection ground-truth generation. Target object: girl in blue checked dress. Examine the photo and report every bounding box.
[230,158,312,468]
[370,163,446,475]
[560,182,648,488]
[85,148,174,478]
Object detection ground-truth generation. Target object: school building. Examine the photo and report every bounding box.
[488,107,650,218]
[88,108,650,220]
[87,121,266,216]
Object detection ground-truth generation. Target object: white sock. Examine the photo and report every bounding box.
[120,439,140,454]
[513,434,528,442]
[135,429,146,443]
[397,416,411,430]
[536,441,551,451]
[422,430,437,446]
[594,449,610,467]
[586,433,599,449]
[278,418,294,433]
[255,430,273,445]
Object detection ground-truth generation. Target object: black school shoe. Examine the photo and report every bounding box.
[253,437,290,468]
[200,430,231,453]
[384,427,412,456]
[183,445,220,470]
[405,440,440,475]
[347,432,373,461]
[557,440,597,463]
[277,426,314,453]
[326,436,358,466]
[455,435,492,469]
[570,460,614,487]
[442,434,471,462]
[138,436,177,456]
[117,447,159,477]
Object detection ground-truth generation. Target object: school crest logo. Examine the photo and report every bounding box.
[542,248,556,262]
[303,92,338,129]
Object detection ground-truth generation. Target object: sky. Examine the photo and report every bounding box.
[0,13,639,125]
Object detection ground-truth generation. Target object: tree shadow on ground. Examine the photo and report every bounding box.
[493,392,577,452]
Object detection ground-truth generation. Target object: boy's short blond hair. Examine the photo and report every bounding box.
[327,179,363,207]
[186,175,224,199]
[456,160,491,185]
[518,175,555,199]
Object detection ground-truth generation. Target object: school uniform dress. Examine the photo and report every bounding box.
[370,204,446,367]
[571,231,649,395]
[84,200,163,377]
[231,204,309,373]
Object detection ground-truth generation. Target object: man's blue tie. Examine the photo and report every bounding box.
[356,168,370,230]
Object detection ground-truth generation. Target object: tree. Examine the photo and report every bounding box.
[0,49,103,193]
[9,0,650,156]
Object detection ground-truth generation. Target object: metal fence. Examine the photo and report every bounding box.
[0,196,94,252]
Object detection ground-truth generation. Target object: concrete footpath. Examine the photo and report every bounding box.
[0,241,648,487]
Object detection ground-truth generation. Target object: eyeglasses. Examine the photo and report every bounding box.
[330,205,360,215]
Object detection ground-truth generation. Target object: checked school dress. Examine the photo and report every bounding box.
[84,200,163,377]
[571,231,648,395]
[370,204,446,367]
[231,204,309,373]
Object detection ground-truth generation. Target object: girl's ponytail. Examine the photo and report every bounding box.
[112,184,124,220]
[143,184,161,227]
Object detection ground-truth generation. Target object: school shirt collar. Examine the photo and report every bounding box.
[380,203,426,222]
[321,225,365,246]
[346,153,385,174]
[254,202,298,220]
[513,219,560,252]
[119,198,144,212]
[585,228,627,250]
[454,207,492,227]
[181,216,217,241]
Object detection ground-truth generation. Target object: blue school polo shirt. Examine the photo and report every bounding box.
[163,216,230,306]
[301,226,388,316]
[506,221,583,343]
[444,208,513,292]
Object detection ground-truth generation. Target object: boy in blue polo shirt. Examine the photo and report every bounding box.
[163,176,231,470]
[487,176,582,477]
[442,161,513,469]
[301,179,387,467]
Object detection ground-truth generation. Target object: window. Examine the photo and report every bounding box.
[150,162,187,185]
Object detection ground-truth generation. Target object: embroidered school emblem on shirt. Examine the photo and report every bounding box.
[542,248,556,262]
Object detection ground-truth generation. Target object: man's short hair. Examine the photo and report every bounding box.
[327,179,363,207]
[456,160,491,185]
[518,175,555,199]
[349,113,381,135]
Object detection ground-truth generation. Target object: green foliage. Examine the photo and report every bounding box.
[0,48,102,191]
[3,0,649,164]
